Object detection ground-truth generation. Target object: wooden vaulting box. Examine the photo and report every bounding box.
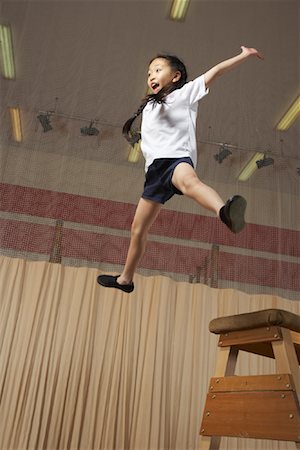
[199,309,300,450]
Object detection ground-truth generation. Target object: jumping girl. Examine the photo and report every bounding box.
[97,46,263,293]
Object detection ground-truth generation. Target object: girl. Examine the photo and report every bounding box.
[97,46,263,293]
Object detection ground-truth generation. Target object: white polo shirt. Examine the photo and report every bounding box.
[140,74,209,172]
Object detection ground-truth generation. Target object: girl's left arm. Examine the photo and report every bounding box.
[204,46,263,88]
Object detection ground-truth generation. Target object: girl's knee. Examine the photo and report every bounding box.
[180,173,202,195]
[131,220,148,240]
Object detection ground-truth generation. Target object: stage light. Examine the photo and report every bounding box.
[37,113,53,132]
[9,106,22,142]
[256,156,274,169]
[238,152,264,181]
[214,145,232,164]
[276,95,300,131]
[169,0,190,21]
[0,24,16,79]
[80,121,99,136]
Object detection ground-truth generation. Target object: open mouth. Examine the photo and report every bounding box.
[151,83,160,92]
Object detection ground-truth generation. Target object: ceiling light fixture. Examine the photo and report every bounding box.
[128,141,141,163]
[256,155,274,169]
[214,145,232,164]
[169,0,190,21]
[238,152,264,181]
[0,24,16,79]
[9,106,22,142]
[80,121,99,136]
[37,113,53,132]
[276,95,300,131]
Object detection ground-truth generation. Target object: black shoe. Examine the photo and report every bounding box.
[97,274,134,293]
[219,195,247,233]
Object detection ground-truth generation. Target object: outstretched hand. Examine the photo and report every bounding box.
[241,45,264,60]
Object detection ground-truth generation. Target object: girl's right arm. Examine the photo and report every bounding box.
[204,46,263,88]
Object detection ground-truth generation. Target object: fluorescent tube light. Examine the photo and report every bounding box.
[238,152,264,181]
[170,0,190,21]
[0,24,16,79]
[9,106,22,142]
[128,141,141,163]
[276,95,300,131]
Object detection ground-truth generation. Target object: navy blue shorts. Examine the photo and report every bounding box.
[142,157,194,204]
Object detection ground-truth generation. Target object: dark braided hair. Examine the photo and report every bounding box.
[123,54,188,144]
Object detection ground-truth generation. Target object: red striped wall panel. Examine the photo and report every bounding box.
[1,183,299,257]
[1,183,299,291]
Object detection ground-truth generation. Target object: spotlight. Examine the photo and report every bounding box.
[256,156,274,169]
[80,121,99,136]
[37,113,53,132]
[214,145,232,163]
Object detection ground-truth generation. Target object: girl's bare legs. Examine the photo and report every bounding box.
[117,198,162,285]
[172,162,246,233]
[172,163,224,214]
[98,162,244,291]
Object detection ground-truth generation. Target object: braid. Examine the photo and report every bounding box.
[122,88,174,144]
[122,99,147,144]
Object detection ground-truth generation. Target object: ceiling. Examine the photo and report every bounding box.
[1,0,299,195]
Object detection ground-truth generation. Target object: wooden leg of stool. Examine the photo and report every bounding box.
[214,345,239,377]
[200,436,221,450]
[272,328,300,450]
[272,328,300,402]
[199,346,239,450]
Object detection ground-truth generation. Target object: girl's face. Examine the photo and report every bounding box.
[147,58,181,94]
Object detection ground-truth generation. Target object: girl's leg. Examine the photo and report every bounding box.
[172,163,224,214]
[172,162,246,233]
[117,197,162,285]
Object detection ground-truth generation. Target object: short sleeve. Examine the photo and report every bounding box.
[182,74,209,105]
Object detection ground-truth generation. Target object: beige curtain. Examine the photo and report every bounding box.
[0,255,299,450]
